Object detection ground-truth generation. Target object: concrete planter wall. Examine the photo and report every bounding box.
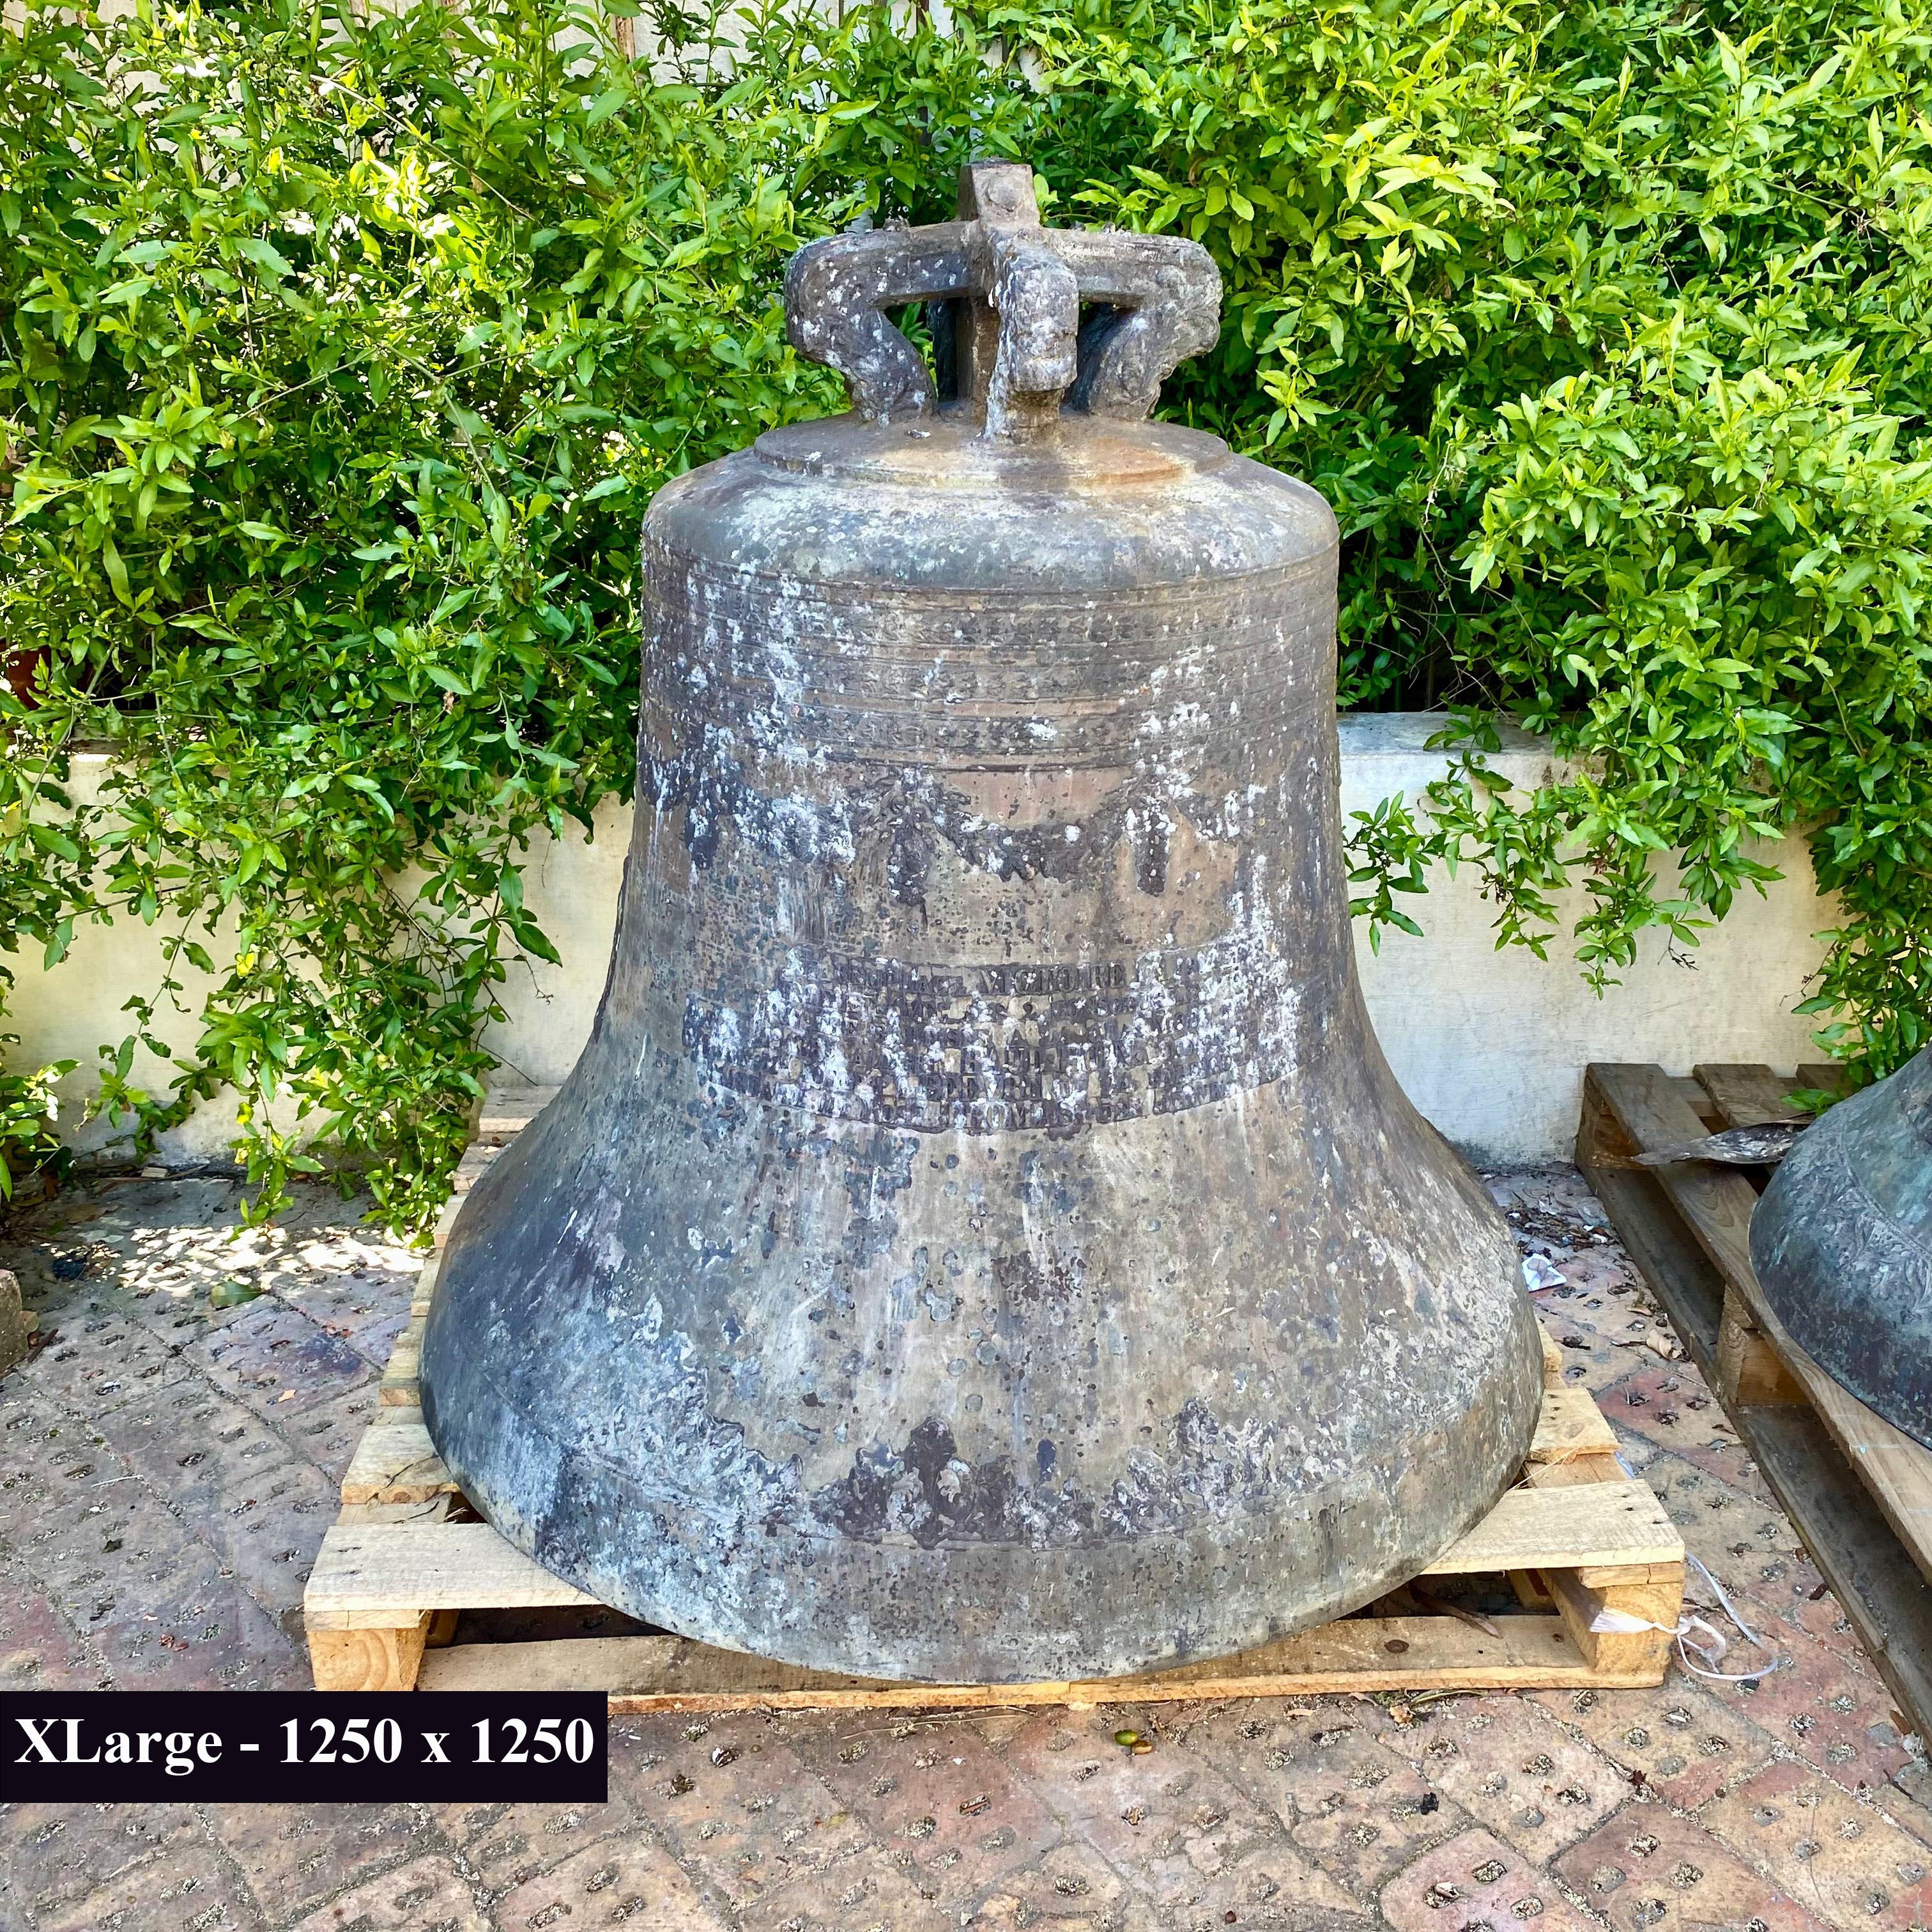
[13,716,1833,1168]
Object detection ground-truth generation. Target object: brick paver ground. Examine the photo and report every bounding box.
[1,1168,1928,1931]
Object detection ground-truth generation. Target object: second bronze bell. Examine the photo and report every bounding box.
[420,162,1544,1683]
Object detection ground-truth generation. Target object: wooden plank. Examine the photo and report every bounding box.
[1576,1075,1725,1366]
[1526,1453,1627,1491]
[341,1415,457,1506]
[1529,1381,1622,1464]
[450,1145,501,1196]
[1795,1061,1851,1098]
[1544,1571,1682,1678]
[308,1614,431,1692]
[1692,1063,1807,1129]
[1743,1405,1932,1743]
[479,1085,558,1139]
[1672,1075,1724,1127]
[1715,1288,1805,1409]
[1586,1064,1761,1310]
[305,1522,601,1629]
[379,1313,425,1409]
[418,1610,1663,1704]
[430,1194,464,1252]
[1759,1313,1932,1583]
[411,1258,440,1320]
[337,1495,456,1526]
[1421,1480,1680,1579]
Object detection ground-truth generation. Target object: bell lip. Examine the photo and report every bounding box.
[1751,1045,1932,1451]
[422,1308,1542,1686]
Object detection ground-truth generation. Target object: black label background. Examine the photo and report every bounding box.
[0,1692,608,1805]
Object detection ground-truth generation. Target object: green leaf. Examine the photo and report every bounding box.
[236,236,294,279]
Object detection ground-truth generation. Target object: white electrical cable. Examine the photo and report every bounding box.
[1584,1551,1788,1682]
[1674,1552,1790,1682]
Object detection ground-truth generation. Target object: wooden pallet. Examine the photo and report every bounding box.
[305,1091,1685,1705]
[1578,1062,1932,1743]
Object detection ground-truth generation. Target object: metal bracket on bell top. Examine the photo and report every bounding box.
[783,159,1222,441]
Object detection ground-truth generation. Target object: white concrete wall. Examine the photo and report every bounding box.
[1337,716,1831,1161]
[12,717,1834,1168]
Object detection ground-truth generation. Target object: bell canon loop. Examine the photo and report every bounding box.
[421,161,1545,1682]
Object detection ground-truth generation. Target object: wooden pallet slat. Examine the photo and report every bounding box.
[478,1085,558,1140]
[1690,1062,1808,1130]
[307,1521,603,1630]
[340,1414,457,1507]
[1423,1481,1678,1581]
[1578,1059,1932,1745]
[415,1609,1663,1706]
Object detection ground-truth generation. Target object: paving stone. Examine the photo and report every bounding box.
[1555,1800,1836,1931]
[34,1837,267,1932]
[492,1832,730,1932]
[1533,1678,1777,1807]
[0,1377,75,1485]
[1372,1692,1632,1862]
[433,1793,637,1895]
[340,1305,412,1372]
[273,1383,385,1486]
[623,1714,848,1913]
[957,1841,1162,1932]
[1533,1292,1656,1397]
[4,1804,204,1921]
[733,1835,960,1932]
[1643,1445,1805,1574]
[0,1405,131,1520]
[1539,1314,1636,1399]
[89,1382,296,1516]
[284,1848,492,1931]
[1602,1360,1775,1496]
[1140,1832,1384,1931]
[1896,1760,1932,1816]
[1734,1560,1876,1659]
[24,1483,217,1637]
[1703,1758,1932,1930]
[224,1584,314,1689]
[10,1170,1932,1932]
[189,1300,372,1422]
[79,1526,272,1691]
[1000,1705,1364,1921]
[0,1549,102,1688]
[1167,1703,1465,1901]
[1709,1620,1917,1793]
[210,1803,430,1924]
[1378,1823,1600,1932]
[199,1456,342,1615]
[785,1710,1061,1914]
[24,1307,199,1416]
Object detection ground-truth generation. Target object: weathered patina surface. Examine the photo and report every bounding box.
[1752,1045,1932,1447]
[421,162,1543,1682]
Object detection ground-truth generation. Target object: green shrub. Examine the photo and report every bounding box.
[0,1041,75,1201]
[1,0,1926,1234]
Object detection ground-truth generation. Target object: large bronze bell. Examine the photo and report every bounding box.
[421,162,1543,1682]
[1752,1045,1932,1446]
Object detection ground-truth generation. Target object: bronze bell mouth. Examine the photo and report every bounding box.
[1752,1044,1932,1447]
[420,160,1544,1683]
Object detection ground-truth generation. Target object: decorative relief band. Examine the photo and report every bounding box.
[680,930,1304,1133]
